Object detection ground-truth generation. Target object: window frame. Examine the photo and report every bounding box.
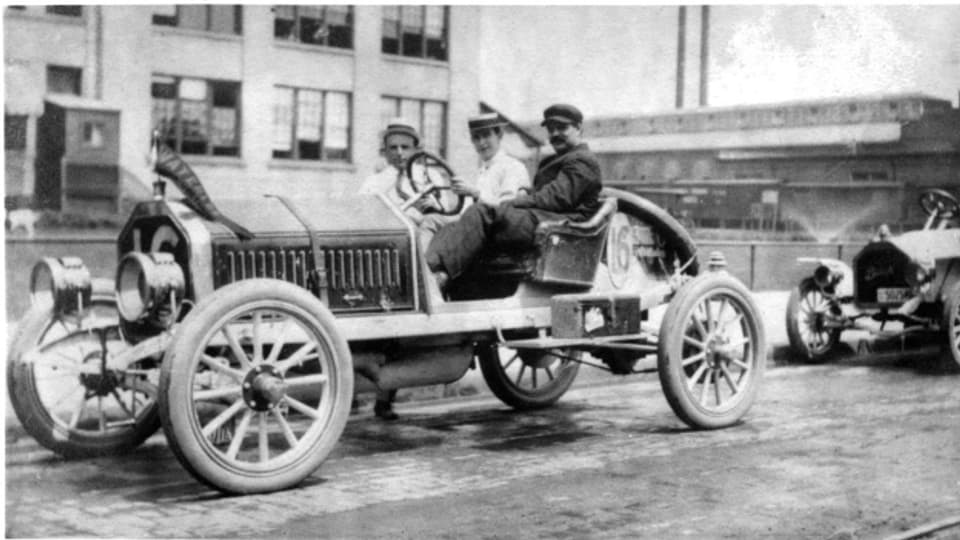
[152,5,243,35]
[272,85,353,163]
[381,95,447,157]
[151,74,243,157]
[273,5,353,49]
[382,6,448,61]
[46,65,83,96]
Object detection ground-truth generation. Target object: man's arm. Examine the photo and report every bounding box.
[507,158,599,213]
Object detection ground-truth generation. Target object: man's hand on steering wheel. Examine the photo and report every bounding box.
[397,150,468,216]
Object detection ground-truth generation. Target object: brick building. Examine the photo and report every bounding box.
[4,5,483,211]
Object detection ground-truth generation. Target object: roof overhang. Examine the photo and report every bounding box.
[587,123,902,154]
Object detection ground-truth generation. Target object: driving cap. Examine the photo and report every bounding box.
[468,112,506,132]
[540,103,583,126]
[383,118,420,145]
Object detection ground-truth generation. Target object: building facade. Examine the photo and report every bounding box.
[4,5,482,211]
[581,94,960,238]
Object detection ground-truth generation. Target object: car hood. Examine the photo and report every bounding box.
[886,229,960,262]
[210,194,409,237]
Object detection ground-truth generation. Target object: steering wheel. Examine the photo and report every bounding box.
[398,150,466,216]
[919,188,959,220]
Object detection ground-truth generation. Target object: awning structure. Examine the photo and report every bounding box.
[587,123,903,153]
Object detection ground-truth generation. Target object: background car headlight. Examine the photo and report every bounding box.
[30,257,91,313]
[116,252,185,323]
[904,258,936,289]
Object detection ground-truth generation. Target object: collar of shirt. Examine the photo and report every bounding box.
[479,148,508,171]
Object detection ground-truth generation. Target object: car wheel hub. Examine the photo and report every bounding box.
[78,350,119,396]
[242,364,286,411]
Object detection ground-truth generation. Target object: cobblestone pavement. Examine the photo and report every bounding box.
[5,352,960,539]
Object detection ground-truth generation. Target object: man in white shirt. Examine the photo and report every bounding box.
[359,118,441,226]
[451,113,532,205]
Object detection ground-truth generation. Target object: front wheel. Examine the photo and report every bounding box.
[658,272,765,429]
[786,278,842,362]
[159,279,353,494]
[477,342,580,410]
[7,281,160,457]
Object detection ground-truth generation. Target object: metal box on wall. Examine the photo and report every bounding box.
[35,96,121,212]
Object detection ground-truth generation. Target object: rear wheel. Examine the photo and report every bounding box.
[478,342,580,410]
[786,278,842,362]
[658,272,765,429]
[159,279,353,494]
[939,282,960,373]
[7,281,160,457]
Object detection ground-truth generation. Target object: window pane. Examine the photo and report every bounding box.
[298,6,324,45]
[179,78,207,101]
[151,76,178,146]
[46,5,82,16]
[380,97,399,131]
[273,87,294,157]
[425,6,446,60]
[324,92,349,160]
[275,5,296,40]
[422,101,445,155]
[297,89,323,160]
[209,5,239,34]
[153,5,177,26]
[327,5,351,48]
[382,5,400,53]
[47,65,82,95]
[401,6,423,57]
[400,99,421,135]
[5,115,27,150]
[178,5,208,31]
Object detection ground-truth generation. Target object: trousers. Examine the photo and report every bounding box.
[425,202,538,279]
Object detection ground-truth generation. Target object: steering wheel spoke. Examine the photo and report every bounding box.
[400,150,466,216]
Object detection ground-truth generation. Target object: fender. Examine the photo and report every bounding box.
[796,257,854,298]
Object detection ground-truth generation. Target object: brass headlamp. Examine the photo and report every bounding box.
[29,257,92,314]
[116,252,185,324]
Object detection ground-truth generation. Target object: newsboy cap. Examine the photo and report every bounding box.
[468,112,506,132]
[383,118,420,145]
[540,103,583,126]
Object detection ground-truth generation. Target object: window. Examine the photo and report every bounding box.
[5,115,27,150]
[82,122,105,148]
[851,170,889,182]
[47,65,82,95]
[153,5,242,35]
[46,5,82,16]
[274,6,352,49]
[381,96,446,156]
[151,75,241,156]
[273,86,351,161]
[382,6,447,61]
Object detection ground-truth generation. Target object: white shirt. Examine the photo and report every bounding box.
[359,163,443,223]
[474,149,532,205]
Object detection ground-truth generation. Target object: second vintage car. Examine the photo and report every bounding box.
[787,188,960,371]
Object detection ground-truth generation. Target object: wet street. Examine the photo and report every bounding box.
[5,351,960,539]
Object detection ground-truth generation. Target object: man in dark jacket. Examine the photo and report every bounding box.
[426,103,602,288]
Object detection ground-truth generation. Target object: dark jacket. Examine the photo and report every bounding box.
[506,143,602,221]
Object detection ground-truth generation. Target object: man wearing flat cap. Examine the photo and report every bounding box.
[427,103,602,289]
[359,118,443,226]
[450,113,531,206]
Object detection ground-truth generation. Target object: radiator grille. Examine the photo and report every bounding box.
[214,243,412,312]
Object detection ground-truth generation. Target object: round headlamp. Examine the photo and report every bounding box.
[116,252,185,323]
[30,257,91,313]
[904,258,936,289]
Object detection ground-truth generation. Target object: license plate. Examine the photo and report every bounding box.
[877,287,910,303]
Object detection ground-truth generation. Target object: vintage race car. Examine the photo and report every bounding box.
[8,150,765,494]
[787,188,960,370]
